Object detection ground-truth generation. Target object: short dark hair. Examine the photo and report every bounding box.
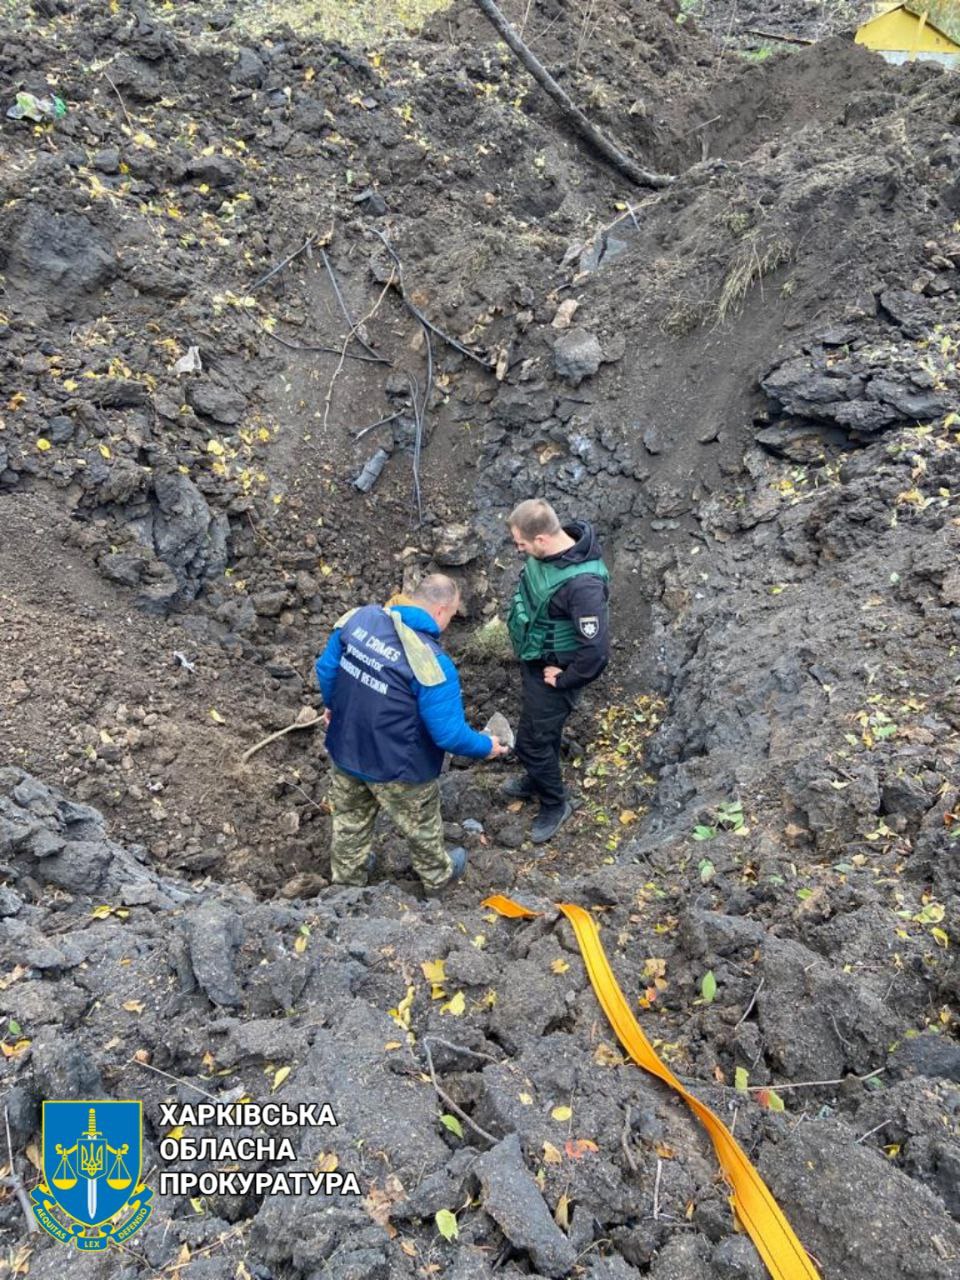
[411,574,460,607]
[508,498,561,538]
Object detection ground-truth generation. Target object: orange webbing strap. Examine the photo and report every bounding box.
[482,895,821,1280]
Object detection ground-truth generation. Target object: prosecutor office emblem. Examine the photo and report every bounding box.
[32,1101,153,1250]
[578,616,599,639]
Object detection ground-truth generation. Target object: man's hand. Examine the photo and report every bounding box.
[322,708,332,728]
[486,734,510,759]
[543,666,562,687]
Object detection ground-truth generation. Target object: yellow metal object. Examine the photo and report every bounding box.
[855,2,960,65]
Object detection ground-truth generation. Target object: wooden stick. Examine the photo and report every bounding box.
[240,708,320,765]
[4,1105,39,1234]
[422,1041,499,1147]
[471,0,673,189]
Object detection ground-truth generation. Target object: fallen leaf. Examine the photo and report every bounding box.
[314,1152,339,1173]
[518,1092,534,1105]
[551,1105,572,1123]
[36,438,51,451]
[421,958,446,985]
[734,1067,750,1092]
[388,985,415,1031]
[756,1088,785,1112]
[594,1043,623,1067]
[384,1041,403,1051]
[701,970,717,1004]
[555,1192,570,1230]
[440,1114,463,1139]
[542,1141,563,1165]
[272,1065,291,1091]
[435,1208,458,1241]
[440,991,465,1016]
[209,708,225,724]
[564,1138,598,1159]
[550,958,570,974]
[363,1175,405,1234]
[122,1000,145,1014]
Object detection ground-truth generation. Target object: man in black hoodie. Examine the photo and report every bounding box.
[504,499,610,842]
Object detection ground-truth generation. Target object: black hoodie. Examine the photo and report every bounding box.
[537,519,610,691]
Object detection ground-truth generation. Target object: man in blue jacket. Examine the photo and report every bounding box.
[316,574,508,893]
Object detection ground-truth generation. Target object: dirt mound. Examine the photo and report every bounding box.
[1,0,959,1276]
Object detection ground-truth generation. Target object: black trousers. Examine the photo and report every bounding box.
[515,662,581,807]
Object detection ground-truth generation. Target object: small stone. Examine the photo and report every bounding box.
[554,328,602,387]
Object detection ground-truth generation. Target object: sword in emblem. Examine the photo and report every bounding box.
[79,1107,104,1222]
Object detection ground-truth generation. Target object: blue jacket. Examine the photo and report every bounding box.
[315,603,492,784]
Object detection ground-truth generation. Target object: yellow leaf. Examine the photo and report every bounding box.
[542,1141,563,1164]
[7,392,26,410]
[272,1065,291,1091]
[304,67,316,81]
[166,1126,185,1141]
[189,1196,204,1214]
[435,1208,458,1241]
[99,444,112,458]
[389,985,415,1030]
[593,1043,623,1067]
[207,439,225,456]
[209,708,225,724]
[551,1106,572,1122]
[550,958,569,974]
[258,427,271,441]
[931,927,949,948]
[122,1000,145,1014]
[294,934,308,954]
[440,990,465,1016]
[619,809,638,825]
[555,1192,570,1230]
[62,379,78,392]
[421,959,446,986]
[384,1041,402,1051]
[518,1092,534,1105]
[91,905,113,919]
[314,1152,338,1172]
[36,438,52,451]
[472,934,486,948]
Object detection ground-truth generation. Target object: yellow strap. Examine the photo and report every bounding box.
[482,895,821,1280]
[385,608,446,687]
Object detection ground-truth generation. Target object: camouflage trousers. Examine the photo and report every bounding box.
[329,767,453,889]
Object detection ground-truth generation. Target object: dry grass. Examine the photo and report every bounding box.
[715,233,793,324]
[234,0,453,42]
[459,616,514,664]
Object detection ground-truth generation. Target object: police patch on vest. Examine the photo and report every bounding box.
[578,616,599,639]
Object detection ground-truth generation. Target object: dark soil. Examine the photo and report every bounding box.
[1,1,958,1278]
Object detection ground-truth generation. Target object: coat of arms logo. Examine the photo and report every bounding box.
[32,1101,153,1249]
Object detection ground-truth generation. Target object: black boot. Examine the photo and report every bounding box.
[530,800,573,843]
[500,774,536,800]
